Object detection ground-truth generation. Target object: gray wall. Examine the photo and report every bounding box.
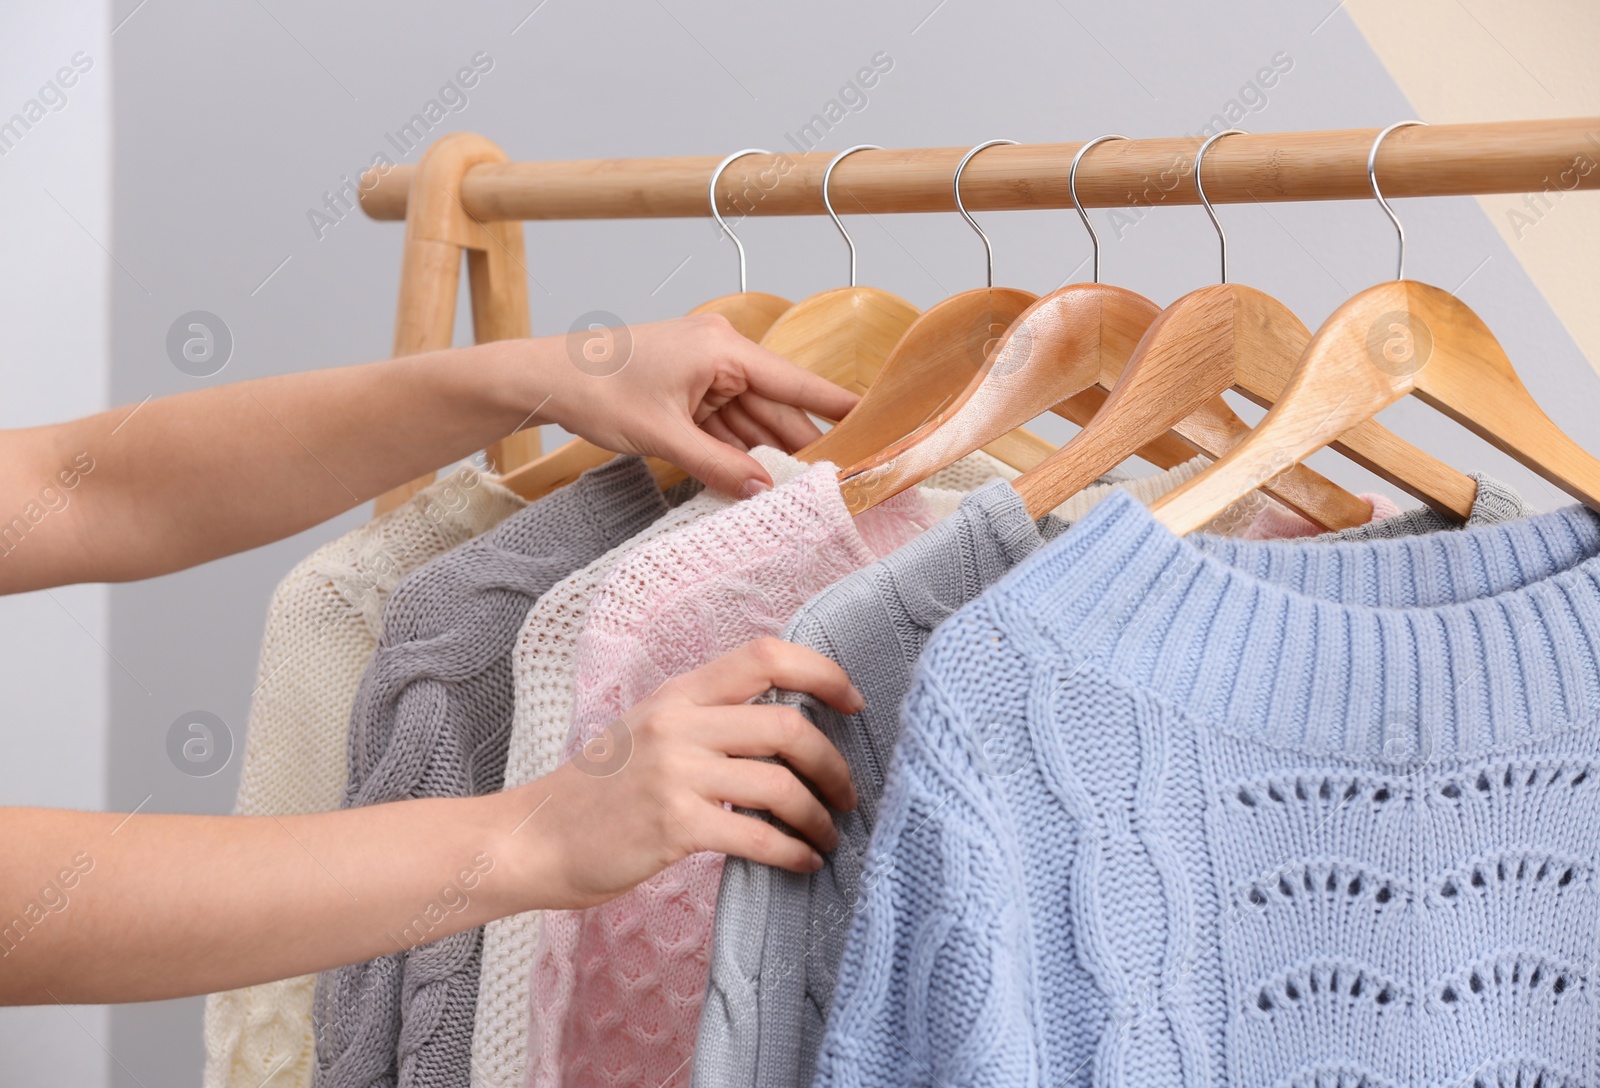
[0,1,111,1084]
[2,0,1595,1084]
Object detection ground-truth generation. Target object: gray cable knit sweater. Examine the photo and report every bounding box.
[692,473,1530,1088]
[311,456,668,1088]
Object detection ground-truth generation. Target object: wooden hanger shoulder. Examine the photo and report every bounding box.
[687,291,792,343]
[1149,277,1596,534]
[798,286,1037,468]
[837,282,1129,513]
[1391,280,1600,508]
[1224,282,1476,519]
[1013,285,1255,513]
[1012,283,1426,527]
[758,286,919,390]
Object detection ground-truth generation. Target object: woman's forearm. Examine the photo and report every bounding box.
[0,640,859,1006]
[0,314,857,593]
[0,339,548,593]
[0,786,550,1004]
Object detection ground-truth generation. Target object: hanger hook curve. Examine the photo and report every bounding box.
[709,148,770,293]
[1369,120,1428,281]
[823,144,882,288]
[1070,134,1129,284]
[1194,128,1246,285]
[954,139,1017,288]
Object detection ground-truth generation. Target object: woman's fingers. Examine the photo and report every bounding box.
[735,391,828,452]
[672,638,863,715]
[703,757,840,852]
[691,703,856,813]
[697,806,824,874]
[727,339,860,423]
[659,421,773,498]
[715,398,785,452]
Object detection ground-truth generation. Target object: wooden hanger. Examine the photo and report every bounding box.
[799,140,1055,471]
[837,135,1359,519]
[496,149,806,501]
[756,145,920,393]
[1152,121,1600,534]
[1013,128,1474,525]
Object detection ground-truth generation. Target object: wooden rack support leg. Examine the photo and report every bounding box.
[373,132,539,516]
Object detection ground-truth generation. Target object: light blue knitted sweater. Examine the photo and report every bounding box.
[815,490,1600,1088]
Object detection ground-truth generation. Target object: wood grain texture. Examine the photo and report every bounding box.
[1015,283,1475,522]
[470,218,540,477]
[1013,284,1372,529]
[1151,280,1600,534]
[1053,387,1198,470]
[797,287,1042,469]
[757,286,920,389]
[838,284,1157,514]
[375,132,515,515]
[687,291,793,343]
[360,119,1600,222]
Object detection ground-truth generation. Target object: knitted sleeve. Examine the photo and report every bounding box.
[203,467,523,1088]
[812,673,1038,1088]
[311,457,666,1088]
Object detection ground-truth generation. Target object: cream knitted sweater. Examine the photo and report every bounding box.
[202,466,524,1088]
[468,450,1006,1088]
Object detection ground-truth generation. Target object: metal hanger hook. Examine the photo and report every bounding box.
[1194,128,1246,285]
[709,148,770,293]
[1070,134,1129,284]
[1369,120,1428,281]
[954,139,1017,288]
[823,144,882,287]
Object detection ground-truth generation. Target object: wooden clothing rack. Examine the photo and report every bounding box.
[358,118,1600,514]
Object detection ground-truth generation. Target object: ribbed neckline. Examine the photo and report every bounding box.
[1007,489,1600,764]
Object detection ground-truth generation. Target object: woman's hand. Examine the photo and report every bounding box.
[541,312,860,498]
[520,637,862,911]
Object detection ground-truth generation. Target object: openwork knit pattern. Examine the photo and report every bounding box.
[311,457,667,1088]
[204,466,524,1088]
[469,447,807,1088]
[526,463,946,1088]
[470,448,995,1088]
[817,490,1600,1088]
[691,472,1487,1088]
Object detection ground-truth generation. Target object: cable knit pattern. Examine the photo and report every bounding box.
[525,463,945,1088]
[311,457,667,1088]
[692,475,1521,1088]
[204,466,523,1088]
[467,453,1002,1088]
[816,490,1600,1088]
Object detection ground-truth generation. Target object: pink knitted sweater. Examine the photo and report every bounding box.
[1241,491,1402,538]
[526,464,943,1088]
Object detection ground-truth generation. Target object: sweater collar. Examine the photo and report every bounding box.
[1006,489,1600,764]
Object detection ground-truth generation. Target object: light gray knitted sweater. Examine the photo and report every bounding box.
[693,473,1529,1088]
[311,456,668,1088]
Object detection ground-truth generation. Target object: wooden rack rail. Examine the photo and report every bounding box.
[361,118,1600,222]
[362,118,1600,513]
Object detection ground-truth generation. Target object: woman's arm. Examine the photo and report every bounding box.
[0,639,860,1005]
[0,314,857,593]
